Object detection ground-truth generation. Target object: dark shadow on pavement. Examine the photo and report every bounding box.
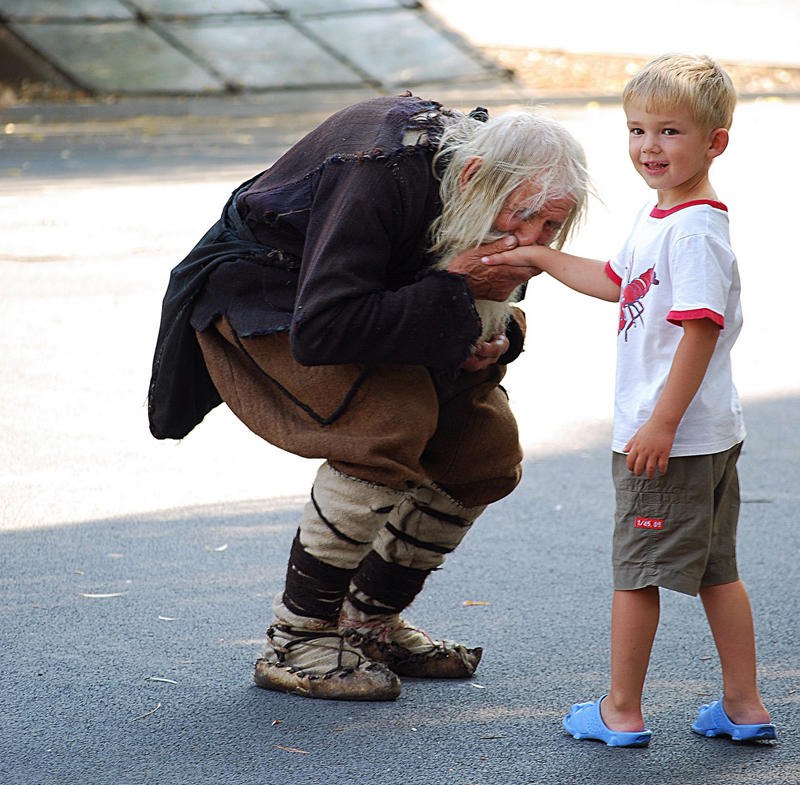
[1,395,797,785]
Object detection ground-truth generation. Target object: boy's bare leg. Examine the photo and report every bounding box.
[603,587,660,732]
[699,579,771,724]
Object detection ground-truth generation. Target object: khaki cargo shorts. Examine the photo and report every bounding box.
[612,442,743,596]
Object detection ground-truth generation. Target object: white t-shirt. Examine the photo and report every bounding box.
[606,200,745,457]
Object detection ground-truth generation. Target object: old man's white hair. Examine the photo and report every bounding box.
[430,110,589,340]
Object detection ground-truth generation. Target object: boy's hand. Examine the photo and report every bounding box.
[624,319,720,479]
[624,420,676,478]
[448,236,539,301]
[480,245,547,274]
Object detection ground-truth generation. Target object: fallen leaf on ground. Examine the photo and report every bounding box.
[132,703,162,721]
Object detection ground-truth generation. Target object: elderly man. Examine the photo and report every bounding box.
[148,92,588,701]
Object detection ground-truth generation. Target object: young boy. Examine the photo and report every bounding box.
[483,54,776,746]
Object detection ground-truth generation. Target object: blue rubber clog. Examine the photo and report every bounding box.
[692,699,777,742]
[563,695,652,747]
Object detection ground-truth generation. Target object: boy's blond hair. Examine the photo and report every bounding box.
[622,54,737,131]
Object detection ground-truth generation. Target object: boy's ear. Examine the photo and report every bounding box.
[458,156,483,190]
[708,128,729,159]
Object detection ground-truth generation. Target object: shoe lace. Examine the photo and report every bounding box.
[339,615,439,652]
[269,624,370,676]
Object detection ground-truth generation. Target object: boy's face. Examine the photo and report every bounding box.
[624,100,726,206]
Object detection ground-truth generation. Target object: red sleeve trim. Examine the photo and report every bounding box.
[605,261,622,286]
[667,308,724,328]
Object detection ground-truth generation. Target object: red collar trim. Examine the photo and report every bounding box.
[650,199,727,218]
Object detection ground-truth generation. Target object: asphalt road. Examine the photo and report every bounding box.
[1,95,798,784]
[1,400,797,785]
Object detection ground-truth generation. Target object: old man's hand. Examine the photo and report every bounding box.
[447,235,540,301]
[460,333,510,372]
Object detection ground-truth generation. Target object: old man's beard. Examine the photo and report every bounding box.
[431,228,522,343]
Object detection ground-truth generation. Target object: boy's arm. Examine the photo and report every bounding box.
[625,318,720,478]
[482,245,620,302]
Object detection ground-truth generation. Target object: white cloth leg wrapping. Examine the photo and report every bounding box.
[298,461,405,569]
[371,480,486,572]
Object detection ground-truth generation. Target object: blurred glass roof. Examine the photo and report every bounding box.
[0,0,506,95]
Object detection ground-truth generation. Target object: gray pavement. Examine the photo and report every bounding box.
[1,400,797,784]
[1,15,800,782]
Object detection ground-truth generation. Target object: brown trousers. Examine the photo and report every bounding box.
[196,317,522,507]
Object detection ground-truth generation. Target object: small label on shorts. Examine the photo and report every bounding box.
[634,516,664,530]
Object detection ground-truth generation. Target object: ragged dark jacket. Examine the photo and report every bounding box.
[148,93,524,440]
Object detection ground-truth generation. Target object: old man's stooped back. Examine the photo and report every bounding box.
[148,92,588,700]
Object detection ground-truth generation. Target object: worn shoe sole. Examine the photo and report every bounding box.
[253,658,401,701]
[349,635,483,678]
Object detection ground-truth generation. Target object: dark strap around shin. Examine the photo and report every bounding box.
[283,531,355,623]
[349,550,431,615]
